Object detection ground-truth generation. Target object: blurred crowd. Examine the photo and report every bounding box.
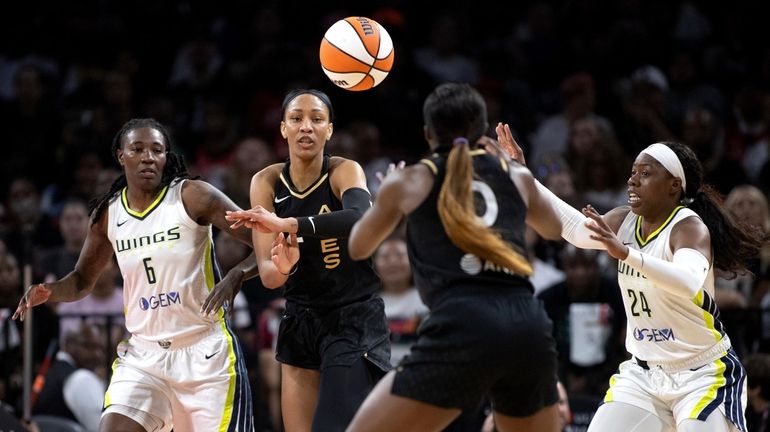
[1,0,770,430]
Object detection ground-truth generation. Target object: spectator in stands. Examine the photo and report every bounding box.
[33,323,105,432]
[375,235,428,366]
[36,198,89,282]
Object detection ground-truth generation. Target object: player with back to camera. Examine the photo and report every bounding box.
[225,89,391,432]
[14,118,258,432]
[495,123,767,431]
[342,82,565,432]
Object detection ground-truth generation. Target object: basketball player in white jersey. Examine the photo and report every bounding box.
[497,124,767,432]
[14,118,258,432]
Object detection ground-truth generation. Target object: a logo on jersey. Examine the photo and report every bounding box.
[139,291,181,311]
[459,253,521,276]
[633,327,675,342]
[317,205,340,269]
[115,226,181,253]
[274,195,290,204]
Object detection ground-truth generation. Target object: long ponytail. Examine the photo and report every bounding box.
[437,139,532,275]
[666,142,767,275]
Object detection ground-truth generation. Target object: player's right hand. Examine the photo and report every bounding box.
[12,283,51,321]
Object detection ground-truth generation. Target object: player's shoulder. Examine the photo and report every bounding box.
[180,178,215,196]
[253,163,284,185]
[329,156,363,171]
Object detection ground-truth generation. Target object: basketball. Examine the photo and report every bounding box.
[319,16,394,91]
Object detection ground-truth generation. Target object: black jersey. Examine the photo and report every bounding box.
[406,149,533,307]
[273,155,380,308]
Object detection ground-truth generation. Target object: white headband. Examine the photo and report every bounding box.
[640,143,686,194]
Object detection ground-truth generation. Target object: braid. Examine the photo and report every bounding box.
[88,118,192,225]
[665,142,767,274]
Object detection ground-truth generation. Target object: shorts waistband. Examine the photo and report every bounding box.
[130,325,221,350]
[634,336,732,372]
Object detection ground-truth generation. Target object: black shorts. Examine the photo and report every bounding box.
[391,286,558,417]
[276,295,391,372]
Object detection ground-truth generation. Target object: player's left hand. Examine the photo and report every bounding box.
[495,122,526,165]
[582,204,629,260]
[201,271,242,318]
[375,160,406,183]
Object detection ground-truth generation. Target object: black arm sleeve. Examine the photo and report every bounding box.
[296,187,371,238]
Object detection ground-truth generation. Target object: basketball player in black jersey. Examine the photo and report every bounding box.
[344,83,565,432]
[225,89,390,432]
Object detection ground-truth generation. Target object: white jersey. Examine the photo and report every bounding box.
[107,180,222,342]
[617,206,727,363]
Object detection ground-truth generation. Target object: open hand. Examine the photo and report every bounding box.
[12,283,51,321]
[582,204,629,260]
[495,122,526,165]
[201,272,242,318]
[271,232,299,275]
[375,160,406,183]
[226,207,285,233]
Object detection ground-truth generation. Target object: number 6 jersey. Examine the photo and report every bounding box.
[107,180,222,342]
[617,206,728,363]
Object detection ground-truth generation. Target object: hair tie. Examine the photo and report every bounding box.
[453,137,469,147]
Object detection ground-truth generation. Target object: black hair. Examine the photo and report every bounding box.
[281,89,334,123]
[664,141,767,275]
[88,118,191,224]
[423,82,488,149]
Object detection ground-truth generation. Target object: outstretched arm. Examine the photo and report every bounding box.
[226,159,372,239]
[14,213,113,320]
[495,122,626,248]
[237,168,299,289]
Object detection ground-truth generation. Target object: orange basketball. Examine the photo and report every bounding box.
[319,17,394,91]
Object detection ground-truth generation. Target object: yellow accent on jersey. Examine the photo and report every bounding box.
[688,358,726,419]
[635,205,685,246]
[604,374,617,403]
[279,172,329,199]
[216,321,237,432]
[319,204,331,214]
[103,356,122,407]
[419,158,438,175]
[693,290,722,342]
[121,186,169,218]
[204,240,215,291]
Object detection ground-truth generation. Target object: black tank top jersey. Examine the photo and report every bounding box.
[273,155,380,308]
[406,149,533,308]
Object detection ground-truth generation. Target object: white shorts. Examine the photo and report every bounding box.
[603,350,747,431]
[104,323,253,431]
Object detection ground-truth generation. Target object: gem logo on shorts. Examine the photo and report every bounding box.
[139,292,181,311]
[633,327,675,342]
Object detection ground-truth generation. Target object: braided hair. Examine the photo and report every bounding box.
[88,118,191,224]
[664,141,768,275]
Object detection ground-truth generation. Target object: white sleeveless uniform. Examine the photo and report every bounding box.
[599,206,747,431]
[103,180,253,432]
